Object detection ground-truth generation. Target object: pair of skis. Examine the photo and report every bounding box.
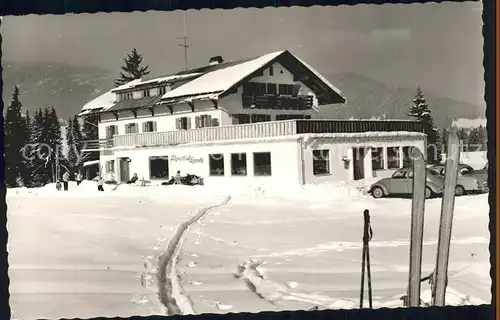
[360,209,373,309]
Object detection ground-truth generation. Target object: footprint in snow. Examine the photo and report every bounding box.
[187,261,197,268]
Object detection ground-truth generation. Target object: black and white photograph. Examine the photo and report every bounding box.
[2,2,490,319]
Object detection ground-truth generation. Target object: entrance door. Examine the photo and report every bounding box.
[119,158,130,182]
[352,148,365,180]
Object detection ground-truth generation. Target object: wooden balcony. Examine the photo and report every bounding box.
[242,94,313,110]
[109,119,424,149]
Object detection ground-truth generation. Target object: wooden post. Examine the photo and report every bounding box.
[407,147,426,306]
[432,127,460,306]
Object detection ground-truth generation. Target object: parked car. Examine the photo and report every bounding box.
[428,164,488,195]
[369,167,445,199]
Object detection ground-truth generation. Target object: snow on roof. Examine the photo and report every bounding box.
[161,51,285,100]
[80,89,116,111]
[139,73,202,86]
[111,79,143,92]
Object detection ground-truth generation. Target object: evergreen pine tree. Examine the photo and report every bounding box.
[71,116,84,169]
[81,114,99,162]
[30,109,48,186]
[408,86,442,164]
[458,128,469,152]
[20,110,33,186]
[477,125,488,151]
[467,127,481,152]
[4,86,30,187]
[441,128,449,154]
[65,117,75,175]
[114,48,151,87]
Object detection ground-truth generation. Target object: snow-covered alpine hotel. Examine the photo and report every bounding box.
[79,50,426,186]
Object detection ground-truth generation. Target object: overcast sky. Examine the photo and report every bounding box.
[3,2,484,105]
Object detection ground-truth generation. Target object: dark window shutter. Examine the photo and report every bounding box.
[153,121,157,132]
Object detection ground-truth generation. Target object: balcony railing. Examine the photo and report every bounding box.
[109,119,424,149]
[242,94,313,110]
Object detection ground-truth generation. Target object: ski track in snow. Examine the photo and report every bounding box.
[156,196,232,316]
[252,237,490,258]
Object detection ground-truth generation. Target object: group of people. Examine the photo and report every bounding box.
[56,171,84,191]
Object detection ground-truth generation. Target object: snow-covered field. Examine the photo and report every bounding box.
[7,180,491,319]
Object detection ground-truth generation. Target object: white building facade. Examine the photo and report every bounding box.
[79,50,426,186]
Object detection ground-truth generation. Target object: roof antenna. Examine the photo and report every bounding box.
[177,11,190,71]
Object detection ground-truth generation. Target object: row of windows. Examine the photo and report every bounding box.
[175,115,220,130]
[104,152,272,179]
[208,152,272,176]
[118,86,170,101]
[106,121,157,138]
[242,82,301,97]
[311,146,415,176]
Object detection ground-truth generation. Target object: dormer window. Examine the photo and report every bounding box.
[159,86,168,95]
[143,90,150,97]
[119,92,133,101]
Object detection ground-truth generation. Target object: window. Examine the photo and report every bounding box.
[275,114,310,121]
[143,90,150,97]
[402,146,413,167]
[105,160,115,173]
[175,117,191,130]
[209,154,224,176]
[125,123,139,134]
[267,83,277,95]
[105,125,118,139]
[195,115,214,128]
[250,114,271,123]
[159,86,169,95]
[269,66,274,76]
[254,152,271,176]
[232,114,251,125]
[143,121,157,133]
[371,147,384,170]
[313,149,330,175]
[149,156,169,179]
[392,170,406,179]
[255,83,267,95]
[387,147,400,169]
[278,84,294,96]
[211,118,220,127]
[231,153,247,176]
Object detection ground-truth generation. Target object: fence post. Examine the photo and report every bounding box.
[432,127,460,306]
[407,146,426,307]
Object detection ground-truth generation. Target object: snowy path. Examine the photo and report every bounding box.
[7,188,218,320]
[157,196,231,316]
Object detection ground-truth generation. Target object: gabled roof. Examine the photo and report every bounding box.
[159,50,345,106]
[79,50,346,115]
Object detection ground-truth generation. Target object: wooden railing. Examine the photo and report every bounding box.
[113,120,298,148]
[110,119,424,149]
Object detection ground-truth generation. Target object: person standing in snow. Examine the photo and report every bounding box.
[62,171,70,191]
[56,180,62,191]
[75,172,83,186]
[96,176,104,192]
[174,171,183,185]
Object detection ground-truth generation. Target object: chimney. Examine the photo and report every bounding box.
[209,56,224,65]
